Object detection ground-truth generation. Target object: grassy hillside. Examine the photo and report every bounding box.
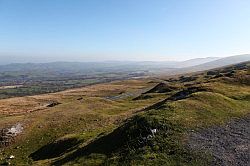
[0,61,249,165]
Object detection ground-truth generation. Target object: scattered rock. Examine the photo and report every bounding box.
[46,101,61,107]
[168,87,207,101]
[14,146,20,149]
[150,129,157,136]
[105,89,145,101]
[132,94,153,101]
[179,76,198,83]
[77,97,83,101]
[224,72,234,77]
[144,82,178,94]
[8,155,14,159]
[213,74,224,79]
[0,123,23,148]
[207,70,220,76]
[165,78,179,82]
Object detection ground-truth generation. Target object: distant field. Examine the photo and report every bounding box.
[1,57,249,99]
[0,70,147,99]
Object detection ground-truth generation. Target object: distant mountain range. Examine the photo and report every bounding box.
[189,54,250,70]
[172,57,221,68]
[0,54,249,75]
[176,54,250,74]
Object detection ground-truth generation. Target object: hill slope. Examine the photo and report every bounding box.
[0,61,249,165]
[188,54,250,71]
[53,61,250,165]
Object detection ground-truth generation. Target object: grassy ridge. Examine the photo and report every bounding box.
[55,89,249,165]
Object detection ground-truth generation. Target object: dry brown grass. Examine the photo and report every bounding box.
[0,78,155,127]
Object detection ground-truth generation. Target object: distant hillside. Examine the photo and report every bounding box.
[175,57,220,68]
[0,54,249,77]
[163,54,250,75]
[189,54,250,71]
[0,56,229,74]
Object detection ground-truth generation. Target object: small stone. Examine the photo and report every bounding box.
[9,155,15,159]
[14,146,20,149]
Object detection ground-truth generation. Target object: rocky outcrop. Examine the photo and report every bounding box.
[143,82,178,94]
[0,123,23,148]
[46,101,61,107]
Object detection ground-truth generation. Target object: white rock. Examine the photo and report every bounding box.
[9,155,15,159]
[150,129,157,135]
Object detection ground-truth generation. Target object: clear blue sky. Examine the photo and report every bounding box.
[0,0,250,62]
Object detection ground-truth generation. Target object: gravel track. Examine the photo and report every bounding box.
[188,115,250,166]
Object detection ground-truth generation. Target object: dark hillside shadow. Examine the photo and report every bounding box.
[52,127,127,165]
[52,116,154,165]
[29,137,80,161]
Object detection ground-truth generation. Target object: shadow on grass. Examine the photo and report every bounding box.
[52,116,154,165]
[29,137,81,161]
[51,127,127,165]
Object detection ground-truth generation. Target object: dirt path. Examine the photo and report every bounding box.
[188,115,250,166]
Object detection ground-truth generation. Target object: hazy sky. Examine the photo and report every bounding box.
[0,0,250,62]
